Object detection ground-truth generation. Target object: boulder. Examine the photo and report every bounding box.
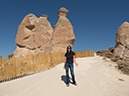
[51,7,75,53]
[114,22,129,60]
[108,47,114,53]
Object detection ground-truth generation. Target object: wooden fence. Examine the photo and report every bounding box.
[0,50,94,82]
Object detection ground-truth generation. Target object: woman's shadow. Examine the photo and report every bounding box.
[61,75,72,84]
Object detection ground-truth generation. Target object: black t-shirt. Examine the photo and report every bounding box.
[65,51,75,64]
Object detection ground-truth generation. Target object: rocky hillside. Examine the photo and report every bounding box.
[96,47,129,75]
[96,21,129,75]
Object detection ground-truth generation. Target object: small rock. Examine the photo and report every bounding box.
[119,78,124,81]
[114,55,120,58]
[108,47,114,53]
[111,57,119,62]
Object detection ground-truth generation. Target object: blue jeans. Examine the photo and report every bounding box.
[65,63,76,84]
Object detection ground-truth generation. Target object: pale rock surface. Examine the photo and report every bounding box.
[114,22,129,60]
[14,14,53,56]
[51,7,75,53]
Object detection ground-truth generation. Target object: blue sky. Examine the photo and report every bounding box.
[0,0,129,58]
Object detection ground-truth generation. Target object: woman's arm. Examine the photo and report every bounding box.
[73,55,78,67]
[63,57,67,69]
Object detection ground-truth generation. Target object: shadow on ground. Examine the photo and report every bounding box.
[61,75,73,84]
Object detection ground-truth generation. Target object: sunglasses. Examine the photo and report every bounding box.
[68,48,71,49]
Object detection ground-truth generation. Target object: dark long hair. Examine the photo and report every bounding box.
[66,45,72,54]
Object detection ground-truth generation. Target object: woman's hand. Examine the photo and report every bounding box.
[75,62,78,67]
[63,65,65,69]
[64,57,66,69]
[73,55,78,67]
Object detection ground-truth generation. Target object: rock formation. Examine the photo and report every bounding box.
[13,14,53,56]
[13,7,75,56]
[51,7,75,52]
[96,22,129,75]
[0,55,2,60]
[96,47,129,75]
[114,22,129,60]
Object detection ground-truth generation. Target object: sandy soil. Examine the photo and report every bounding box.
[0,55,129,96]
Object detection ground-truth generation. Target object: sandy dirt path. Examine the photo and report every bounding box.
[0,56,129,96]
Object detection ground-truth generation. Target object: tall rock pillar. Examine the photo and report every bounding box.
[51,7,75,52]
[114,22,129,60]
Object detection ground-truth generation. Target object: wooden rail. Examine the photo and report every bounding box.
[0,50,94,82]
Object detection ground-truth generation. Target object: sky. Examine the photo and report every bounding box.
[0,0,129,58]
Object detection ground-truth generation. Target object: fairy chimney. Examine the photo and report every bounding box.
[114,22,129,60]
[13,14,53,56]
[13,7,76,56]
[51,7,75,52]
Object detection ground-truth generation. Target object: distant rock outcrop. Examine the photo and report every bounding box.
[51,7,75,52]
[114,22,129,60]
[0,55,2,60]
[13,7,75,56]
[95,21,129,75]
[96,47,114,59]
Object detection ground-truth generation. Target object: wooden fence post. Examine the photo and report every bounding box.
[18,56,21,76]
[15,57,18,77]
[7,57,10,80]
[5,57,8,80]
[3,58,6,80]
[47,53,51,69]
[40,54,44,71]
[8,58,11,80]
[39,54,43,71]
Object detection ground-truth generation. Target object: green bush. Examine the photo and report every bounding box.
[8,54,14,59]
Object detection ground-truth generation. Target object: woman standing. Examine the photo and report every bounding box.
[64,45,78,87]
